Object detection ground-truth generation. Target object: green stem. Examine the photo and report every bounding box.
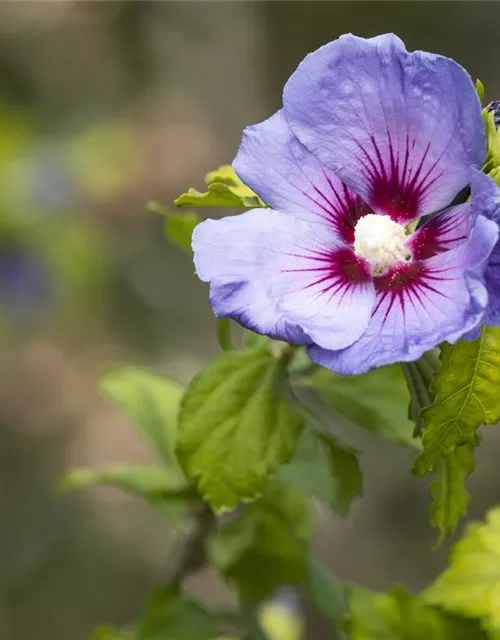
[278,343,297,366]
[118,501,216,636]
[164,501,216,586]
[401,349,440,435]
[217,319,233,351]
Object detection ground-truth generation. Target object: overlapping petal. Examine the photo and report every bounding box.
[484,245,500,326]
[192,209,376,350]
[478,173,500,325]
[283,33,485,222]
[233,110,367,243]
[309,215,498,374]
[409,170,498,260]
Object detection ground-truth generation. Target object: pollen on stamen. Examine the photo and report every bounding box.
[353,213,412,274]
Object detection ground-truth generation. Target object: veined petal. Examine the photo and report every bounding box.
[284,33,485,223]
[480,173,500,326]
[409,170,500,260]
[484,245,500,326]
[192,209,376,350]
[408,204,471,261]
[233,110,367,243]
[309,225,495,374]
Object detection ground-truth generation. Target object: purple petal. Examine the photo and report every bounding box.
[233,110,368,243]
[408,204,472,260]
[409,169,498,260]
[192,209,376,350]
[484,245,500,326]
[283,33,485,222]
[477,173,500,326]
[309,224,495,374]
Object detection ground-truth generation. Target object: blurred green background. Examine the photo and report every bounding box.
[1,3,500,639]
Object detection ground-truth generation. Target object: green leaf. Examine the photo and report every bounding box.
[347,586,488,640]
[174,164,265,209]
[176,348,304,511]
[165,212,200,255]
[60,464,188,495]
[476,79,485,104]
[148,202,201,255]
[204,165,256,195]
[310,365,418,448]
[207,480,314,600]
[278,424,362,516]
[425,506,500,635]
[59,465,191,525]
[136,586,220,640]
[99,367,184,471]
[429,439,478,545]
[414,328,500,476]
[307,558,347,636]
[173,183,259,209]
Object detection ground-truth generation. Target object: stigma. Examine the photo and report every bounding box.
[353,214,411,274]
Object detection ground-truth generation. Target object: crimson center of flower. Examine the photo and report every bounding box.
[353,214,412,275]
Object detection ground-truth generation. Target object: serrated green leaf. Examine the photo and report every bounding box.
[346,585,487,640]
[307,558,347,636]
[425,506,500,635]
[207,480,314,600]
[278,424,362,516]
[174,184,246,208]
[310,365,418,448]
[429,439,478,545]
[204,164,254,194]
[414,328,500,476]
[174,164,265,209]
[99,367,184,471]
[136,586,220,640]
[176,348,303,510]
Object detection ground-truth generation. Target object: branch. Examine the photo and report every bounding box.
[164,501,216,586]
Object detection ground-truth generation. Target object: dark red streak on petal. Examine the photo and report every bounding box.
[281,247,372,298]
[369,134,422,223]
[409,213,469,261]
[373,261,449,327]
[365,131,448,224]
[312,172,371,244]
